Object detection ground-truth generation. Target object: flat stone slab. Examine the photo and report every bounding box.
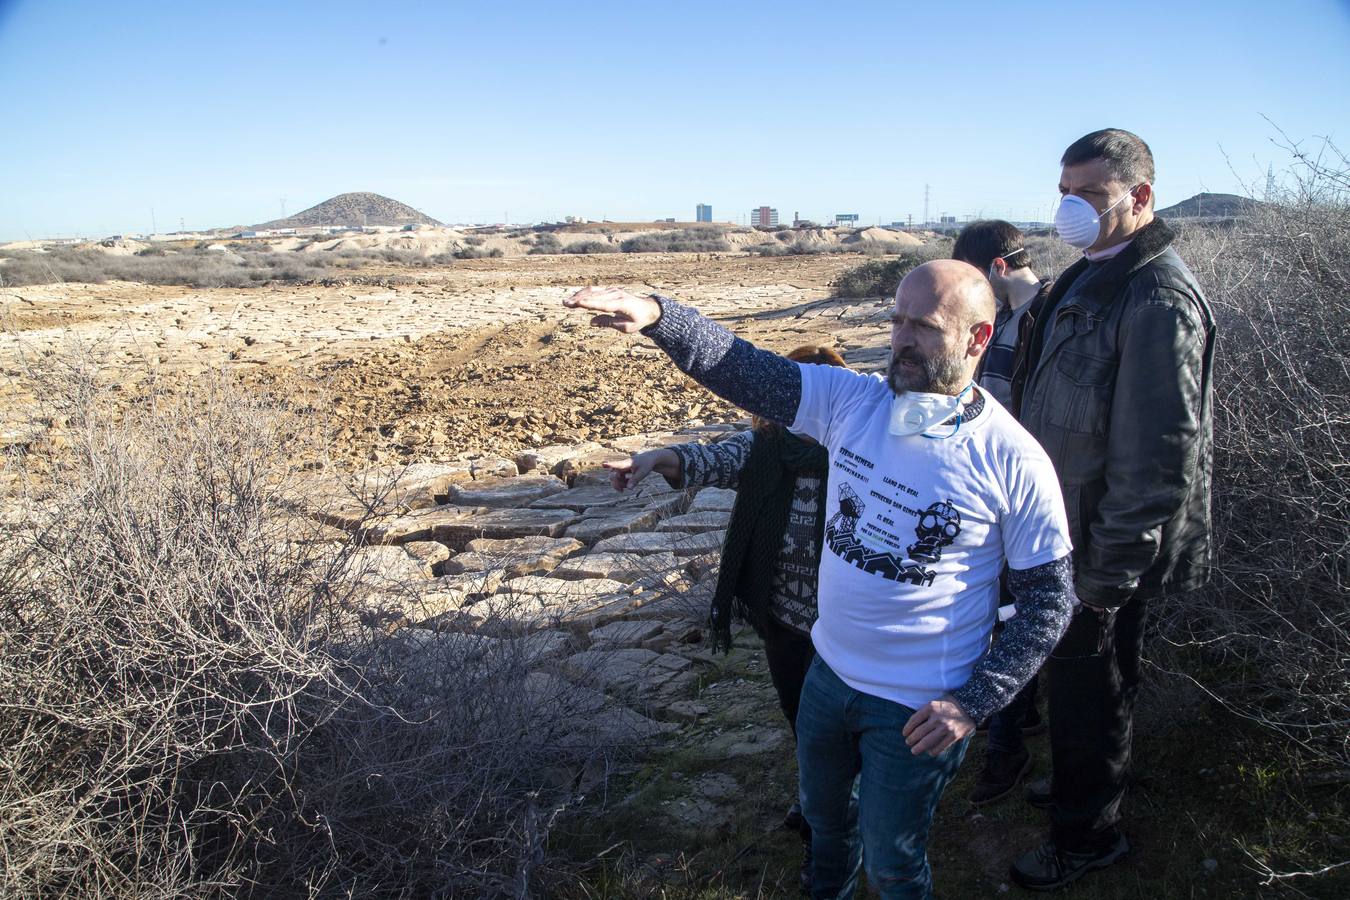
[434,508,579,550]
[515,442,604,476]
[443,535,584,579]
[403,540,452,576]
[446,474,566,509]
[458,455,520,480]
[670,530,725,556]
[564,507,662,543]
[561,705,675,745]
[529,483,633,511]
[588,620,665,649]
[466,535,587,557]
[561,649,693,700]
[685,552,721,581]
[400,628,571,670]
[358,504,484,544]
[387,462,476,507]
[497,575,630,599]
[592,531,686,555]
[657,511,731,534]
[555,447,626,482]
[374,571,507,629]
[687,487,737,513]
[348,545,433,587]
[551,551,682,584]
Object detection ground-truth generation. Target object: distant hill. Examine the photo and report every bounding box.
[253,192,442,229]
[1156,192,1262,219]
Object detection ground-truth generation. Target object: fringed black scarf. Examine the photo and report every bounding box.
[708,429,828,652]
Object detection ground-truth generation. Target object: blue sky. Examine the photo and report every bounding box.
[1,0,1348,240]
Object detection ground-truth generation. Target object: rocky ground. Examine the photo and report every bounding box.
[0,253,891,466]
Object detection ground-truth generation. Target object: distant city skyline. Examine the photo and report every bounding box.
[2,1,1348,242]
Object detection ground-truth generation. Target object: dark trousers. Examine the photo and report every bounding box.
[761,617,815,844]
[1048,594,1149,852]
[761,616,816,738]
[986,672,1039,755]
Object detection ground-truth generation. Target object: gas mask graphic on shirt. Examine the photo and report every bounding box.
[907,500,963,563]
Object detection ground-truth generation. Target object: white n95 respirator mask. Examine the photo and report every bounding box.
[1053,190,1136,249]
[888,384,973,439]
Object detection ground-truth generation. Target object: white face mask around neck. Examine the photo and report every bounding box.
[888,383,975,439]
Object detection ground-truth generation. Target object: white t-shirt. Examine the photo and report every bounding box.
[791,364,1072,711]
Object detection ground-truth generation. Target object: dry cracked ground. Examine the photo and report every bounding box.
[1,254,1326,899]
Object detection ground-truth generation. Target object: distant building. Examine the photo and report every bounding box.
[696,203,712,222]
[751,206,779,228]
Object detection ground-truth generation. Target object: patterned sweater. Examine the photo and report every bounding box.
[640,295,1074,724]
[669,430,821,635]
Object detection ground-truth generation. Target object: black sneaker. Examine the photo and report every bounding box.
[783,800,803,833]
[1009,835,1129,891]
[969,747,1032,805]
[1024,776,1051,809]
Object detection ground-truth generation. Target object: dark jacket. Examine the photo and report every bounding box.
[1010,219,1215,608]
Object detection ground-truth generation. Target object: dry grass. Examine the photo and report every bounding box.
[1152,150,1350,771]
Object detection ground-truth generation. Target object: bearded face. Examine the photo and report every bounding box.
[886,341,967,396]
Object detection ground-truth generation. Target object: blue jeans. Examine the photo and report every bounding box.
[796,656,970,900]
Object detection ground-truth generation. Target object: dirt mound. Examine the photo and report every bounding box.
[254,192,443,230]
[77,238,151,256]
[850,226,922,246]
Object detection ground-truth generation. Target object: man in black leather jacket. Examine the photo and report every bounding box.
[1008,129,1216,891]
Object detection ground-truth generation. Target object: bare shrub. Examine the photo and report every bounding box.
[1149,142,1350,768]
[455,246,504,259]
[619,229,730,254]
[562,241,618,255]
[1020,234,1078,278]
[528,233,563,255]
[830,245,946,297]
[0,361,619,897]
[0,247,335,288]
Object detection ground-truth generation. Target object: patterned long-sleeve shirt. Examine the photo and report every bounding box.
[668,430,822,635]
[640,295,1073,724]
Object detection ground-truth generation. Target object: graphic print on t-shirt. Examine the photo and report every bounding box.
[823,446,963,586]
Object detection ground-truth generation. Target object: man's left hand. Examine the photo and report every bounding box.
[902,697,975,757]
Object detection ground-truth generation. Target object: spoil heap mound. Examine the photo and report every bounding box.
[255,192,443,229]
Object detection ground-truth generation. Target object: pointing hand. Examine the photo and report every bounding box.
[565,287,662,334]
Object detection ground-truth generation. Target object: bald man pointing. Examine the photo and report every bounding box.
[567,262,1074,900]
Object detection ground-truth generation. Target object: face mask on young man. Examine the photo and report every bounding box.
[1053,188,1138,249]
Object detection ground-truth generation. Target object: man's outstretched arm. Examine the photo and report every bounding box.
[565,288,802,426]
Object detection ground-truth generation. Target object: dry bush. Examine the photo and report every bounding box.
[561,241,618,255]
[619,230,730,254]
[0,247,338,288]
[1147,143,1350,769]
[830,244,949,298]
[0,360,618,898]
[0,246,466,288]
